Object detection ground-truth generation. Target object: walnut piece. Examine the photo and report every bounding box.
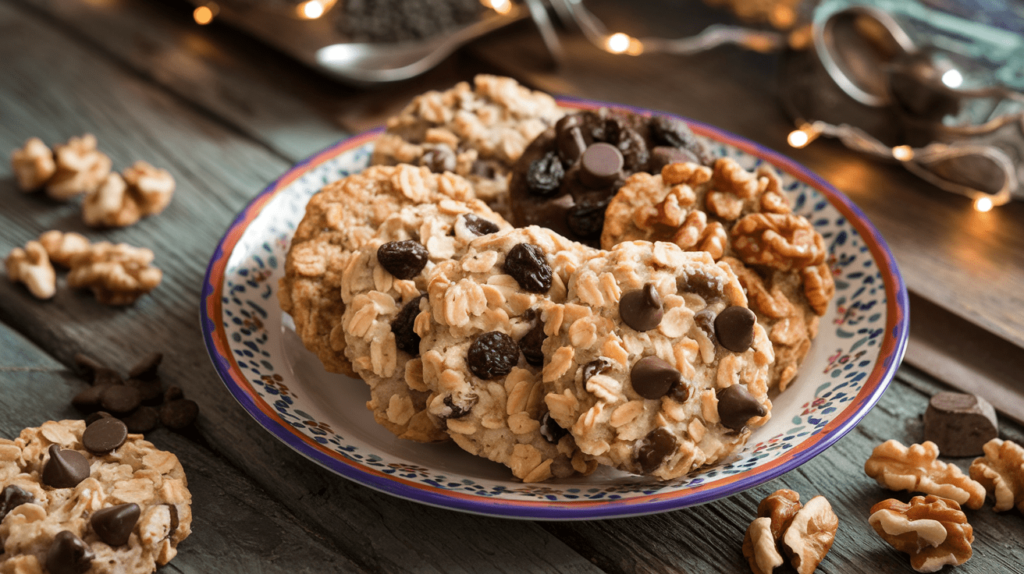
[10,137,56,191]
[67,242,162,305]
[869,495,974,573]
[123,160,176,216]
[969,438,1024,513]
[38,230,91,268]
[757,489,802,540]
[801,262,835,316]
[743,517,784,574]
[46,134,112,200]
[5,241,56,300]
[865,440,986,509]
[732,213,826,271]
[780,495,838,574]
[83,161,175,228]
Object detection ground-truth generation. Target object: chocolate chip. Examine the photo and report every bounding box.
[565,196,609,240]
[122,406,160,433]
[715,306,757,352]
[0,485,35,522]
[90,503,140,547]
[694,309,717,345]
[73,353,106,380]
[669,379,691,403]
[649,146,699,173]
[924,392,999,457]
[539,412,568,444]
[678,271,724,301]
[391,295,426,356]
[100,385,141,415]
[42,445,90,489]
[718,384,767,431]
[619,283,664,332]
[126,378,163,405]
[518,310,545,367]
[526,151,565,196]
[377,240,429,280]
[557,125,587,165]
[82,417,128,455]
[461,213,499,236]
[127,352,162,380]
[440,394,477,419]
[503,243,552,293]
[46,531,94,574]
[164,385,184,403]
[160,399,199,431]
[637,427,677,474]
[93,368,124,387]
[630,356,682,400]
[579,143,623,189]
[467,331,519,380]
[420,146,457,173]
[71,384,113,413]
[581,358,611,385]
[650,116,710,165]
[84,411,113,426]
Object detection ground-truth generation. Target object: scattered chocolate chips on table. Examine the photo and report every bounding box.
[924,392,998,457]
[161,399,200,431]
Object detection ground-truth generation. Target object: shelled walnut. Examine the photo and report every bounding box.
[743,517,784,574]
[38,230,91,268]
[742,490,836,574]
[46,134,112,200]
[869,495,974,572]
[10,137,56,191]
[83,161,175,228]
[865,440,986,509]
[67,242,162,305]
[781,496,839,574]
[969,438,1024,513]
[5,241,56,300]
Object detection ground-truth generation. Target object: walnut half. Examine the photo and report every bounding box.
[780,496,839,574]
[46,134,112,200]
[67,242,162,305]
[969,438,1024,513]
[742,490,836,574]
[5,241,56,300]
[865,440,986,509]
[869,495,974,573]
[10,137,56,191]
[82,161,175,228]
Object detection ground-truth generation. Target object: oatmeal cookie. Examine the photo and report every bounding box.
[279,164,476,377]
[601,159,832,390]
[370,75,564,212]
[0,419,191,574]
[541,241,774,480]
[341,199,511,443]
[418,227,596,481]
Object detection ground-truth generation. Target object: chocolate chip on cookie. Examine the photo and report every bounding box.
[461,213,500,236]
[377,240,429,280]
[42,445,91,489]
[579,143,624,189]
[440,394,477,420]
[518,309,546,367]
[694,309,717,344]
[467,331,519,380]
[715,306,757,352]
[619,283,664,332]
[419,146,456,174]
[630,356,682,400]
[391,295,426,356]
[503,243,552,293]
[82,417,128,455]
[637,427,677,474]
[581,358,612,385]
[46,530,94,574]
[0,485,34,522]
[718,384,767,431]
[90,503,140,547]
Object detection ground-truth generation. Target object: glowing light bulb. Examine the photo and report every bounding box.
[941,69,963,89]
[892,145,914,161]
[606,33,631,54]
[484,0,512,15]
[974,196,993,212]
[193,5,214,25]
[787,129,809,148]
[299,0,324,19]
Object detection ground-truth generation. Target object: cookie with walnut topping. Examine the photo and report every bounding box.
[417,226,597,482]
[279,164,477,377]
[340,199,512,443]
[0,419,191,574]
[541,240,774,480]
[601,159,834,390]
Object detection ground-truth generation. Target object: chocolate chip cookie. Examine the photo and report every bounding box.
[0,420,191,573]
[601,159,834,390]
[279,164,477,377]
[418,227,597,481]
[341,199,512,442]
[541,241,774,479]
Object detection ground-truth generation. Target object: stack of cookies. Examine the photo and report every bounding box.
[279,75,835,482]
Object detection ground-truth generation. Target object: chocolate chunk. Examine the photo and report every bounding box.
[73,353,106,380]
[518,310,545,367]
[581,358,611,385]
[160,399,199,430]
[579,143,623,189]
[82,417,128,455]
[924,392,998,457]
[650,116,710,165]
[93,368,124,387]
[718,385,767,431]
[127,378,163,406]
[164,385,184,403]
[42,445,90,489]
[100,385,141,415]
[377,240,429,280]
[0,485,35,521]
[637,427,677,474]
[46,531,94,574]
[715,306,757,352]
[557,125,588,165]
[678,271,724,301]
[694,309,717,345]
[84,411,113,426]
[503,243,552,293]
[539,412,568,444]
[619,283,664,332]
[420,146,456,173]
[649,146,699,173]
[526,151,565,196]
[669,378,691,403]
[90,503,140,547]
[630,356,682,400]
[71,384,113,413]
[565,196,609,240]
[391,295,426,356]
[122,406,160,433]
[467,331,519,380]
[461,213,499,236]
[127,352,163,380]
[440,394,477,420]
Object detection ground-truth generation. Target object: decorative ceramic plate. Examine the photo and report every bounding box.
[201,98,909,520]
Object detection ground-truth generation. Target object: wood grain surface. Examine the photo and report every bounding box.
[2,1,1024,572]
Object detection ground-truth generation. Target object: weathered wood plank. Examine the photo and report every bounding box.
[0,320,363,574]
[0,5,600,573]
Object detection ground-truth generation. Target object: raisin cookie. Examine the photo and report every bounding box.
[279,164,477,377]
[418,227,596,482]
[0,419,191,574]
[601,159,834,390]
[341,199,512,443]
[542,241,774,480]
[370,75,564,211]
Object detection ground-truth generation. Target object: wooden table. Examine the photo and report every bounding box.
[2,1,1023,572]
